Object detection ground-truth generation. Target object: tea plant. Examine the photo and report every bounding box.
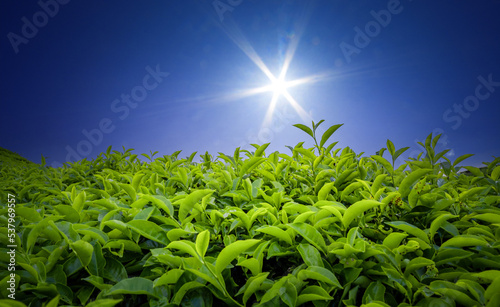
[1,122,499,307]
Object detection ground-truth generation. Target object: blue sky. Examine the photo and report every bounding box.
[1,0,499,168]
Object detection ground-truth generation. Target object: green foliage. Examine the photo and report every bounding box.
[1,120,499,306]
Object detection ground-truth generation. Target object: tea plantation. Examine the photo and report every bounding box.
[1,121,499,306]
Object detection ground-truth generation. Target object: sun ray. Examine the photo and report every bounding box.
[161,3,328,133]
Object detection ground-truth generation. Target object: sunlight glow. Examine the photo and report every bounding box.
[270,76,289,96]
[177,4,339,129]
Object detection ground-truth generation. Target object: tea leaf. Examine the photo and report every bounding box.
[297,243,323,267]
[72,191,86,213]
[172,281,205,305]
[296,286,333,305]
[404,257,434,277]
[386,221,430,244]
[343,200,381,228]
[318,182,336,201]
[362,281,386,304]
[215,239,260,275]
[383,232,408,250]
[490,166,500,180]
[240,272,269,305]
[452,154,475,167]
[473,213,500,224]
[371,155,394,174]
[239,157,265,176]
[441,235,489,248]
[254,143,270,158]
[320,124,343,148]
[106,277,158,298]
[196,230,210,258]
[485,276,500,301]
[288,223,327,253]
[127,220,170,245]
[71,240,93,267]
[459,187,486,202]
[256,226,292,245]
[293,124,314,138]
[295,147,317,160]
[167,240,199,259]
[398,169,432,198]
[86,299,123,307]
[178,189,214,221]
[430,213,458,239]
[298,266,342,288]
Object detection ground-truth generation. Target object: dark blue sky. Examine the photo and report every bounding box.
[1,1,499,168]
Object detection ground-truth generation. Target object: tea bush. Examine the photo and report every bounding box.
[1,121,499,306]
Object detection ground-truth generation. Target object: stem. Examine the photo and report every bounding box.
[203,259,244,307]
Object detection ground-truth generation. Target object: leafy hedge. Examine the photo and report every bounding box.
[1,121,500,307]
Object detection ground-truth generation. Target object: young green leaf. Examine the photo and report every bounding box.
[319,124,343,148]
[297,243,323,267]
[106,277,158,298]
[431,134,442,149]
[240,272,269,305]
[294,147,317,160]
[371,155,394,174]
[72,191,86,213]
[393,146,410,162]
[313,120,325,132]
[287,223,327,253]
[127,220,170,245]
[490,166,500,181]
[387,140,395,157]
[318,182,336,201]
[430,214,458,239]
[342,200,381,228]
[398,169,432,198]
[441,235,489,248]
[178,189,214,221]
[296,286,333,305]
[196,230,210,258]
[172,281,205,305]
[485,276,500,302]
[215,239,260,275]
[383,232,408,250]
[293,124,314,138]
[256,226,292,245]
[167,240,200,259]
[71,240,94,267]
[297,266,342,288]
[239,157,265,177]
[386,221,430,244]
[404,257,435,277]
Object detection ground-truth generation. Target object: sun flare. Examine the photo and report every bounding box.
[270,77,289,97]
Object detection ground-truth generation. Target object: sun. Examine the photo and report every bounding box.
[270,76,289,97]
[183,4,332,126]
